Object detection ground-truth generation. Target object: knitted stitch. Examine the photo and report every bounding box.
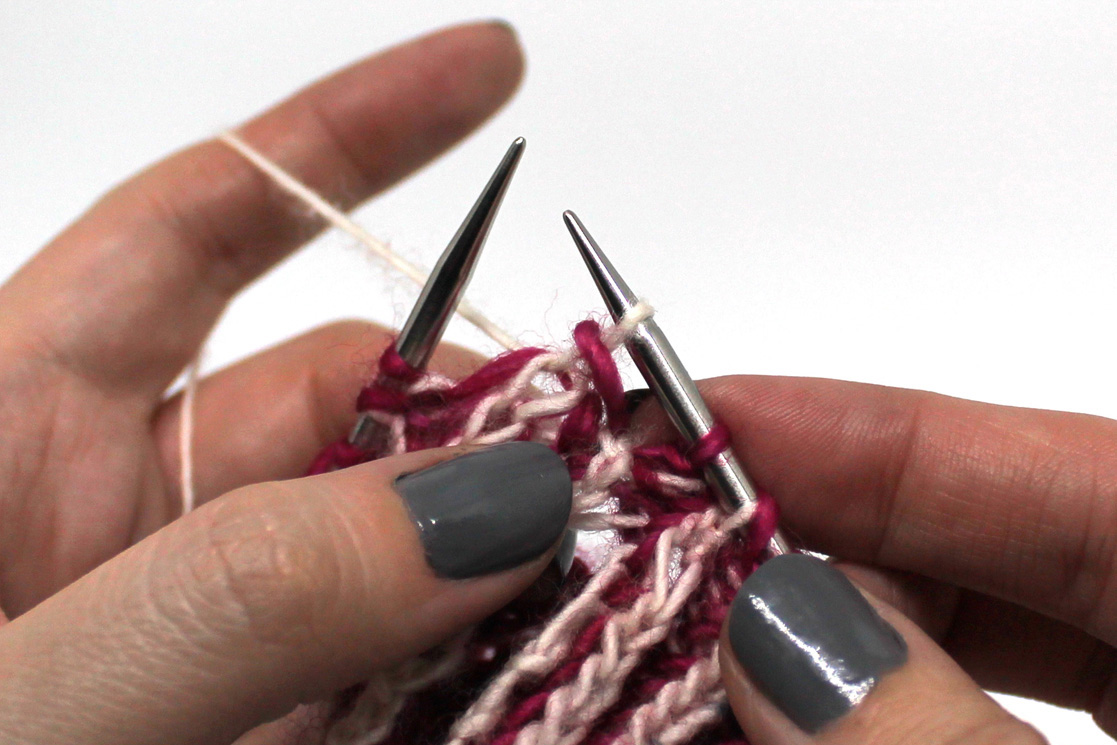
[307,304,780,745]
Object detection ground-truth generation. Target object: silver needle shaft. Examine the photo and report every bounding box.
[563,210,790,556]
[349,138,525,448]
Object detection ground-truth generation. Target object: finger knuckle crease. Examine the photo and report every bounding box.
[196,488,341,654]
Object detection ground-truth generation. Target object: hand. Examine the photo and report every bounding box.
[0,22,574,745]
[633,376,1117,743]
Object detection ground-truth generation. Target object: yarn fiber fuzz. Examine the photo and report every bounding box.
[307,305,780,745]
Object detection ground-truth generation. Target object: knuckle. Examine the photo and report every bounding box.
[191,484,345,654]
[136,169,254,294]
[300,95,372,193]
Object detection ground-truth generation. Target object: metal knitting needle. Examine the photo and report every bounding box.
[563,211,791,556]
[348,137,526,448]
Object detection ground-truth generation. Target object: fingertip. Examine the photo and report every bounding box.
[432,19,526,125]
[723,555,908,735]
[469,18,525,76]
[719,556,1044,745]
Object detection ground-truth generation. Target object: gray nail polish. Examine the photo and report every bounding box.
[727,554,908,734]
[396,442,572,579]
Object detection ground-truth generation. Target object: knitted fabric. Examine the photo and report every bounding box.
[306,304,780,745]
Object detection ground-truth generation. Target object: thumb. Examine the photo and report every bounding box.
[0,442,571,745]
[719,554,1047,745]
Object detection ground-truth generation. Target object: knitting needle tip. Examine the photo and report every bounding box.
[349,138,525,448]
[563,210,791,556]
[563,210,640,320]
[396,137,526,369]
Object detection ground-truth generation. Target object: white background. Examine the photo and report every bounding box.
[2,2,1116,741]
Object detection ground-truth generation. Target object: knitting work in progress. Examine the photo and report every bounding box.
[208,132,782,745]
[306,307,781,745]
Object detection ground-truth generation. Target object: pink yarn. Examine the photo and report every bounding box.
[308,312,780,745]
[572,320,628,427]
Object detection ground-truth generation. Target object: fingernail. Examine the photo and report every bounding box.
[396,442,572,579]
[727,554,908,733]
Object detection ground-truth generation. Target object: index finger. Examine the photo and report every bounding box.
[0,21,522,402]
[634,375,1117,642]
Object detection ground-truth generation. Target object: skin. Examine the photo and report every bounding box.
[632,380,1115,743]
[0,18,1109,745]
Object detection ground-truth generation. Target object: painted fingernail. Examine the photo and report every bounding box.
[396,442,572,579]
[727,554,908,733]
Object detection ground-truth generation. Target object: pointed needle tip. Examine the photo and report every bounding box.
[562,210,594,265]
[395,140,524,368]
[502,137,526,167]
[561,211,638,319]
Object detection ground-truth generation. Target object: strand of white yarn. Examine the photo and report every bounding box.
[177,132,525,515]
[621,651,727,745]
[217,132,521,353]
[178,344,203,515]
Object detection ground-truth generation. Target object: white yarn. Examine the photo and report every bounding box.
[509,510,744,745]
[622,651,725,745]
[216,131,521,352]
[178,353,201,516]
